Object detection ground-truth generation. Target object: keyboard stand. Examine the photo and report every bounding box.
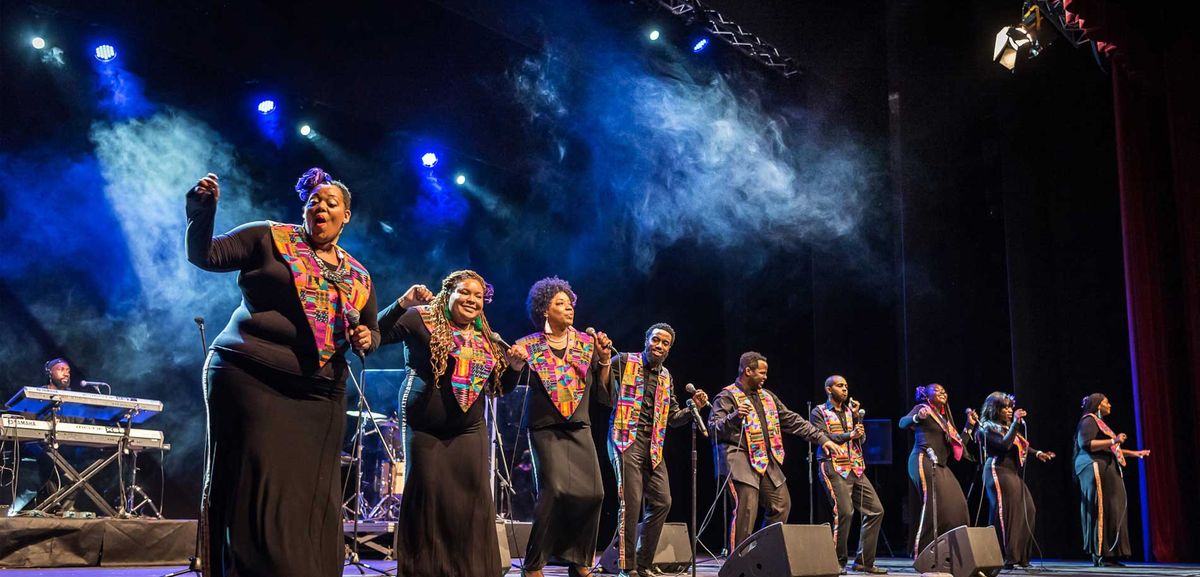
[32,400,119,517]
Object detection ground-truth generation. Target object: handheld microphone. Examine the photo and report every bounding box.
[925,446,939,466]
[585,327,617,354]
[490,331,512,350]
[345,307,366,362]
[684,383,708,437]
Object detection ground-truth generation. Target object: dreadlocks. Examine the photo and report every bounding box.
[426,269,508,393]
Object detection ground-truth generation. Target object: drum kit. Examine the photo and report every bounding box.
[342,410,403,521]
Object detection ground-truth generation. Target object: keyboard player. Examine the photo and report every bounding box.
[11,358,95,514]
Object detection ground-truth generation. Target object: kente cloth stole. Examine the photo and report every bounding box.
[725,384,785,475]
[515,329,594,419]
[610,353,672,467]
[270,222,372,367]
[820,404,866,478]
[982,422,1031,465]
[417,306,496,412]
[1084,413,1127,466]
[923,402,965,461]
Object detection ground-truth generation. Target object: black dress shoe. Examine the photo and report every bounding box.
[639,567,664,577]
[1101,559,1126,567]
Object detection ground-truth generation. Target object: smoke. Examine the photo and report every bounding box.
[511,35,882,272]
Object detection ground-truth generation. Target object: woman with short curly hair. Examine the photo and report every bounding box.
[507,277,614,577]
[379,269,521,577]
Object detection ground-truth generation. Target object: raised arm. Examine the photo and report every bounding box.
[774,392,830,445]
[185,174,263,272]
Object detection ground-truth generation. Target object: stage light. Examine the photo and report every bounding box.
[94,44,116,62]
[454,174,467,186]
[692,38,709,53]
[31,37,46,50]
[421,152,439,168]
[299,124,313,137]
[993,4,1044,71]
[648,30,661,41]
[257,100,276,115]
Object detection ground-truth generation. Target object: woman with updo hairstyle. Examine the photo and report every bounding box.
[899,383,974,558]
[976,392,1054,569]
[378,269,523,577]
[186,168,380,576]
[505,276,614,577]
[1074,393,1149,567]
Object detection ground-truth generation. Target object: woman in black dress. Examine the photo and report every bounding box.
[1074,393,1150,567]
[899,383,977,558]
[507,277,613,577]
[976,392,1055,569]
[379,269,521,577]
[186,168,379,577]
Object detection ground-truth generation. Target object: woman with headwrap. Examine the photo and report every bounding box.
[378,270,522,577]
[1074,393,1150,567]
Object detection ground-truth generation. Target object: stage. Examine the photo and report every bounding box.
[0,557,1197,577]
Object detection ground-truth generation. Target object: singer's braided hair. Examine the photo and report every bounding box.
[427,269,507,393]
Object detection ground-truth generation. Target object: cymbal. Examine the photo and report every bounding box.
[346,410,388,420]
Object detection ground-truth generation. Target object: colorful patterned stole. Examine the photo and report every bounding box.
[1083,413,1126,466]
[417,306,496,412]
[725,384,786,475]
[269,222,372,367]
[820,403,866,478]
[515,328,594,419]
[610,353,672,467]
[923,402,965,461]
[981,422,1030,465]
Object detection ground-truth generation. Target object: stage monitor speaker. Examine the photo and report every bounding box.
[912,525,1003,577]
[718,523,840,577]
[599,522,691,573]
[497,520,532,560]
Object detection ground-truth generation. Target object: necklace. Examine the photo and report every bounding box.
[545,330,569,347]
[314,252,345,283]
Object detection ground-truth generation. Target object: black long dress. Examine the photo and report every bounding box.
[899,404,970,558]
[379,304,518,577]
[1074,415,1131,560]
[517,332,609,572]
[978,422,1037,565]
[186,190,379,577]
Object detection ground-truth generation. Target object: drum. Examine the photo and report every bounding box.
[376,459,404,496]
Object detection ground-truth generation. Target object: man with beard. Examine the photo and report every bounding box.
[14,358,94,513]
[607,323,707,577]
[709,352,844,551]
[810,375,886,574]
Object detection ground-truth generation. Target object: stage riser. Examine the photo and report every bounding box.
[0,518,196,568]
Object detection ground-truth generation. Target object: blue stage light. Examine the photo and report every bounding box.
[421,152,439,168]
[648,30,661,41]
[32,37,46,50]
[257,100,276,115]
[692,38,709,53]
[454,174,467,186]
[94,44,116,62]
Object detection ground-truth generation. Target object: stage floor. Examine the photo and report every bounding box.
[1,557,1197,577]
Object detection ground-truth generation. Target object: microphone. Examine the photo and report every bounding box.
[193,316,204,328]
[684,383,708,437]
[490,331,512,350]
[345,307,365,362]
[585,327,617,354]
[81,380,111,394]
[925,446,939,466]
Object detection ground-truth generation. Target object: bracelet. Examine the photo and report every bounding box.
[597,359,612,366]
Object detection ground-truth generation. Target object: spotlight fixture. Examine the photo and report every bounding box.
[299,124,313,137]
[994,4,1043,71]
[257,100,276,115]
[94,44,116,62]
[691,38,709,53]
[454,174,467,186]
[31,37,46,50]
[648,29,661,41]
[420,152,439,168]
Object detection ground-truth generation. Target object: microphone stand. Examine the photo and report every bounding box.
[345,351,388,576]
[807,401,814,524]
[165,318,209,577]
[690,405,700,577]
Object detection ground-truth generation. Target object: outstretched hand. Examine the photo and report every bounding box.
[823,440,846,459]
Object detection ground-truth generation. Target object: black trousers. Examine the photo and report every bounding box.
[820,461,884,567]
[727,471,790,551]
[609,437,671,571]
[984,459,1035,565]
[1076,460,1131,559]
[907,451,969,558]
